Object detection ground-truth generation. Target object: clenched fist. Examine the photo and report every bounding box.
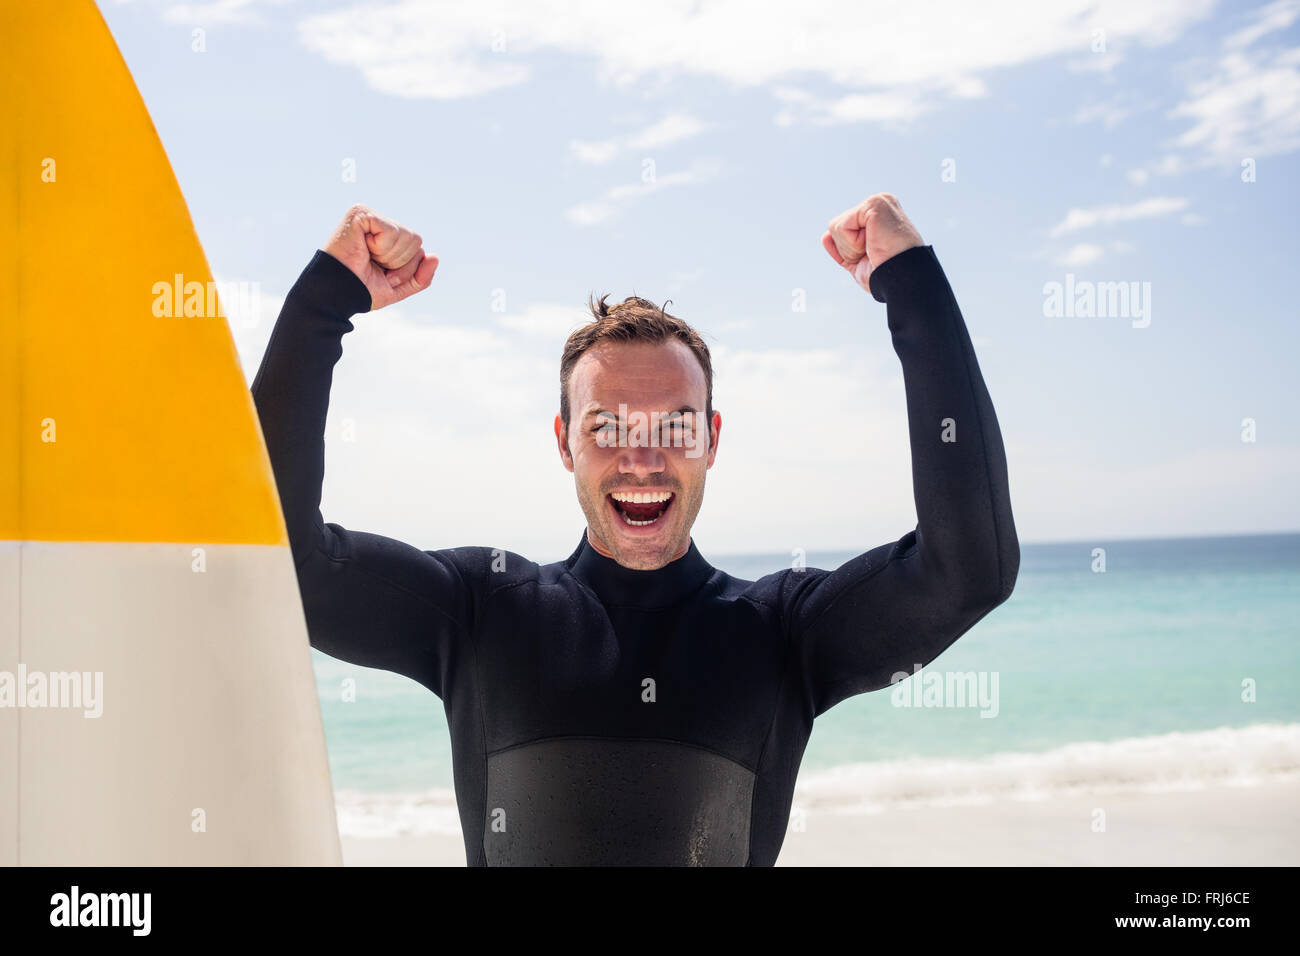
[821,194,924,294]
[323,204,439,311]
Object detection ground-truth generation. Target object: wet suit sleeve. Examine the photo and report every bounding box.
[788,245,1019,718]
[250,250,471,698]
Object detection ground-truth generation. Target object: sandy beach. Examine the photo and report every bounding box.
[339,776,1300,866]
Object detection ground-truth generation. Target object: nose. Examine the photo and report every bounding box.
[617,443,667,479]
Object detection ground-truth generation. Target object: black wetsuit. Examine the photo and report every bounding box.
[250,244,1019,866]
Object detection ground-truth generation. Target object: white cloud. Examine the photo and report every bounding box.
[1126,153,1185,185]
[1104,5,1300,181]
[496,304,591,339]
[295,0,1215,123]
[570,113,709,165]
[565,203,615,228]
[1157,1,1300,165]
[1066,50,1128,73]
[565,157,723,226]
[569,140,620,165]
[1072,87,1161,129]
[1048,197,1190,237]
[1152,154,1184,175]
[1073,100,1131,127]
[772,85,930,127]
[126,0,296,26]
[1055,239,1136,267]
[1224,0,1300,50]
[1057,243,1104,267]
[1169,46,1300,163]
[1065,51,1124,73]
[628,114,710,150]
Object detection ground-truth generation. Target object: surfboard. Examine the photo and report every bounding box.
[0,0,342,864]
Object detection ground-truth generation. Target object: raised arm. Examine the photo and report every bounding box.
[250,205,466,696]
[789,194,1019,717]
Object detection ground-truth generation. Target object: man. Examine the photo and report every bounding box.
[250,194,1019,866]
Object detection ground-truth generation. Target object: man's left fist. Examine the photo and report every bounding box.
[822,193,924,294]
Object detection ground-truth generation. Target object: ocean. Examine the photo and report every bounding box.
[313,532,1300,838]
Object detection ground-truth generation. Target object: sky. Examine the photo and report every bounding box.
[100,0,1300,560]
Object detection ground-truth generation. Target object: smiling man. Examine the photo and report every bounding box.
[251,194,1019,866]
[558,296,717,570]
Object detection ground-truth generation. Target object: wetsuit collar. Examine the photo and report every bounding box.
[566,532,715,608]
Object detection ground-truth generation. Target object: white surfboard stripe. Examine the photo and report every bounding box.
[0,540,341,865]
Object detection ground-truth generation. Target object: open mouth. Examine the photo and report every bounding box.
[608,490,674,528]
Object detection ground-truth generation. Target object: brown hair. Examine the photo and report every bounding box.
[559,293,714,432]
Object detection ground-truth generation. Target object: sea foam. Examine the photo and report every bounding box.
[794,722,1300,813]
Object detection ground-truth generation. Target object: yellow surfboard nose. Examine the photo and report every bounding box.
[0,0,286,545]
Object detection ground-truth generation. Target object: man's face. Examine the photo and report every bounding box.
[555,339,721,570]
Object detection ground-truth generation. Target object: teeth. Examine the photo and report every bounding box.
[610,491,673,504]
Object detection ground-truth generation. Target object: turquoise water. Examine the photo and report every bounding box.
[313,532,1300,793]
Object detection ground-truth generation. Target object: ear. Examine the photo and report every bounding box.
[554,413,575,472]
[705,410,721,469]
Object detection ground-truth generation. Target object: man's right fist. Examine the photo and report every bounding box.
[323,204,439,311]
[821,193,923,295]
